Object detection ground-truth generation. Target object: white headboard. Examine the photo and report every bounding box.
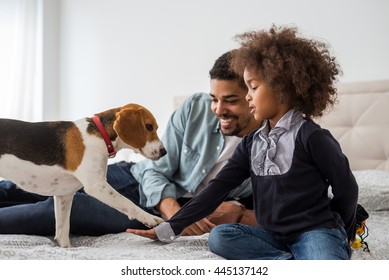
[318,80,389,171]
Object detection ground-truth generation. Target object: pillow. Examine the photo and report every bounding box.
[352,170,389,211]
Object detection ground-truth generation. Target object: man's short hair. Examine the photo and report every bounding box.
[209,50,246,89]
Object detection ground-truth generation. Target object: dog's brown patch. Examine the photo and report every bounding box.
[0,119,79,167]
[113,108,145,148]
[113,104,160,148]
[64,125,85,171]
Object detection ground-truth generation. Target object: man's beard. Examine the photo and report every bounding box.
[221,125,242,136]
[220,114,253,136]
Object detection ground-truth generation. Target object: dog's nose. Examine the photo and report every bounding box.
[159,147,167,157]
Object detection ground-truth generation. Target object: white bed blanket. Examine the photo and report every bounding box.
[0,232,222,260]
[0,170,388,260]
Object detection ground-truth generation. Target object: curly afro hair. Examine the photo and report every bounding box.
[231,25,341,118]
[209,50,247,90]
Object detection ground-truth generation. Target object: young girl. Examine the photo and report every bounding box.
[127,25,359,260]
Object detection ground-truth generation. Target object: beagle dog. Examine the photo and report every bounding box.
[0,103,166,247]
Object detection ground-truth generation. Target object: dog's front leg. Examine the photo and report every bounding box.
[82,181,163,227]
[54,194,74,248]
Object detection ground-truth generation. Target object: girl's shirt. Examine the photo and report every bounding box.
[155,109,359,243]
[251,109,304,176]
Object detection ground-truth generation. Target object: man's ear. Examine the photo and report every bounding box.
[113,108,145,148]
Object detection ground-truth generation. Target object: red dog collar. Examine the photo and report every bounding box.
[92,115,117,158]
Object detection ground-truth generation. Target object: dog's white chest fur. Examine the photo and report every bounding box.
[0,154,82,196]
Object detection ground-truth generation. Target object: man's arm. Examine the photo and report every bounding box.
[155,197,181,220]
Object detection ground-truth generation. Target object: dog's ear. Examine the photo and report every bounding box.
[113,108,146,148]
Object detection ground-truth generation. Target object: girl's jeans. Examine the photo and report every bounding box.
[208,223,352,260]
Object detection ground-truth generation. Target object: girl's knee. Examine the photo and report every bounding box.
[208,225,226,247]
[208,224,239,256]
[209,223,236,239]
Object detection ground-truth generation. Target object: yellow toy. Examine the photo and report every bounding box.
[351,205,370,252]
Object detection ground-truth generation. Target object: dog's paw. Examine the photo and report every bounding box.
[54,235,71,248]
[141,215,164,228]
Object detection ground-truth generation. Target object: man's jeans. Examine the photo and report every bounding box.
[208,223,352,260]
[0,161,155,235]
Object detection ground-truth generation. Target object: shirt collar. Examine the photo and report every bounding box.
[255,109,303,138]
[276,109,303,131]
[214,120,221,133]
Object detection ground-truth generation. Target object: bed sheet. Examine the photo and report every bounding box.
[0,170,388,260]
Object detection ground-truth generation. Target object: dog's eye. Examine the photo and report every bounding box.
[145,124,153,131]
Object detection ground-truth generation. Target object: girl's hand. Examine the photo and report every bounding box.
[127,218,215,241]
[126,228,158,240]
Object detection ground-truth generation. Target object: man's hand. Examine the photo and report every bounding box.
[207,201,245,224]
[180,218,215,236]
[208,201,258,227]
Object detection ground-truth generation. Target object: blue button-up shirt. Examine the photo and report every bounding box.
[131,93,252,209]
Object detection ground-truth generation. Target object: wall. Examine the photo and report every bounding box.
[42,0,59,120]
[54,0,389,134]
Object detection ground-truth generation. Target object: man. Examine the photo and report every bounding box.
[0,51,261,236]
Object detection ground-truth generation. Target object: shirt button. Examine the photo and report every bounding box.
[216,146,220,151]
[202,169,206,174]
[170,236,175,241]
[184,149,188,154]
